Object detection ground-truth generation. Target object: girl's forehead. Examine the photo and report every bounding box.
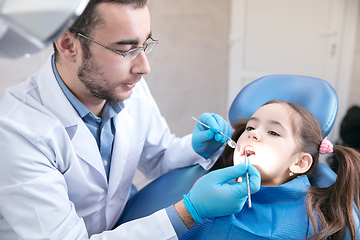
[252,103,297,130]
[254,103,294,119]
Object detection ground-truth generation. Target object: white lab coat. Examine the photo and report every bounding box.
[0,55,216,239]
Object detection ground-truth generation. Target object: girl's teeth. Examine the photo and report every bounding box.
[245,147,255,156]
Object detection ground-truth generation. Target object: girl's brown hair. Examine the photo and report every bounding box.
[211,100,360,239]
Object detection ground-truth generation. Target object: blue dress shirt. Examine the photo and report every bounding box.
[51,56,123,180]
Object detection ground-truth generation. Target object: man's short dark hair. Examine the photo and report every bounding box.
[53,0,147,60]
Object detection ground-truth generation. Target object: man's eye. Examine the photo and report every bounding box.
[114,46,134,53]
[269,131,280,136]
[115,49,128,54]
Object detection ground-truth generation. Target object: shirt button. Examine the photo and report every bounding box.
[103,160,108,166]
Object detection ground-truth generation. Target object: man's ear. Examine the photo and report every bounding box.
[54,30,79,62]
[290,153,313,175]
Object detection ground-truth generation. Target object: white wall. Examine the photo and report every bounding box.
[0,46,53,97]
[146,0,231,137]
[349,12,360,108]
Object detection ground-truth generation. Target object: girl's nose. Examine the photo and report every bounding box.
[248,131,260,141]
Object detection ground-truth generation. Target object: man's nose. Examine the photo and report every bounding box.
[131,50,151,75]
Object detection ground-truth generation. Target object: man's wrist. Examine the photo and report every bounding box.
[165,205,188,237]
[174,200,196,229]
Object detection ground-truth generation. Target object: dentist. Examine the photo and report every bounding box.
[0,0,261,239]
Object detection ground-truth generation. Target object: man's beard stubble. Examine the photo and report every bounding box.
[77,57,131,103]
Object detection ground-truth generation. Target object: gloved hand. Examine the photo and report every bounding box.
[182,163,261,223]
[192,112,233,158]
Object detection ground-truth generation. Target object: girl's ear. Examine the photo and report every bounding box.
[290,153,313,175]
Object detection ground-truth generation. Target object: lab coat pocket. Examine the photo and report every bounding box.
[117,139,145,201]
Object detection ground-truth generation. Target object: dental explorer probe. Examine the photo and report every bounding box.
[244,150,252,208]
[191,117,236,148]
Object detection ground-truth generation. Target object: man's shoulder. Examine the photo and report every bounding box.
[0,78,64,137]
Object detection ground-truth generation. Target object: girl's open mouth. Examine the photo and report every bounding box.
[242,146,256,157]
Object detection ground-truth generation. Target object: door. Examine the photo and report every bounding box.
[228,0,359,143]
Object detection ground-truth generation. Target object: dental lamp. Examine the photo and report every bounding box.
[0,0,89,59]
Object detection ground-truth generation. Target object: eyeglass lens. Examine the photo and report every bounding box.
[123,41,158,61]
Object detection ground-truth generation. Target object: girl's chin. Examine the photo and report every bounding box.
[250,162,261,173]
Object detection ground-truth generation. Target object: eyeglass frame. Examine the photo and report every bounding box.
[69,28,158,61]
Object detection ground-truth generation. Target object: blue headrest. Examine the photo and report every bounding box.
[228,75,338,137]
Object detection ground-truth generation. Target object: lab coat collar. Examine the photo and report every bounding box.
[105,109,134,228]
[39,54,81,129]
[37,54,108,184]
[37,55,138,228]
[107,110,133,197]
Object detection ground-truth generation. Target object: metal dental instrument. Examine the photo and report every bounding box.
[245,151,252,208]
[191,117,236,148]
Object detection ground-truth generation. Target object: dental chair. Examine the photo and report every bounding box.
[117,75,341,237]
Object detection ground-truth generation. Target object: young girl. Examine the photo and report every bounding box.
[183,100,360,240]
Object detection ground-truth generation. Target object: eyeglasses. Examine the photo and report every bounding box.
[69,29,158,61]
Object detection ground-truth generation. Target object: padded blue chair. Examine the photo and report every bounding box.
[115,164,207,225]
[116,75,340,237]
[228,75,337,137]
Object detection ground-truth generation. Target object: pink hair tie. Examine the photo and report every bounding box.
[319,138,333,154]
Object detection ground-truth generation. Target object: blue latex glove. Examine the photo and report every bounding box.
[192,113,233,158]
[183,163,261,223]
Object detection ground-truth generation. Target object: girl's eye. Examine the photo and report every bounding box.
[246,126,254,131]
[269,131,280,136]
